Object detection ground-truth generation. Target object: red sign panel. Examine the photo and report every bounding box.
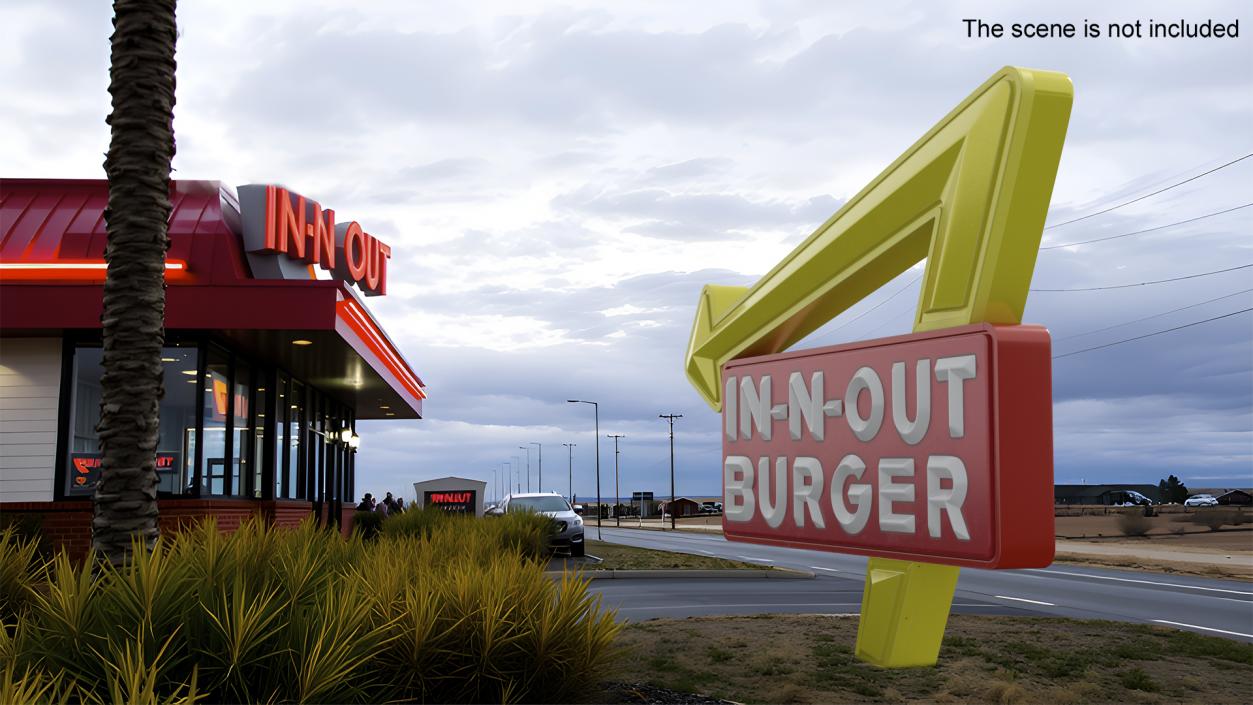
[425,489,477,514]
[722,324,1053,569]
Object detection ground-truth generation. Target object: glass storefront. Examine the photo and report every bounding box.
[61,337,356,520]
[67,343,200,497]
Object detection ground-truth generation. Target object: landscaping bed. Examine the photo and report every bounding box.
[603,614,1252,704]
[583,540,770,571]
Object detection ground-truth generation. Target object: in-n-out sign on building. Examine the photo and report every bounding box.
[683,66,1072,667]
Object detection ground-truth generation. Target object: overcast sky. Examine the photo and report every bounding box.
[3,1,1250,500]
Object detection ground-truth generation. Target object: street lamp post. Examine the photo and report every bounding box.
[567,400,602,540]
[607,434,624,528]
[511,456,522,493]
[660,414,683,530]
[562,443,576,499]
[530,442,542,492]
[518,446,531,492]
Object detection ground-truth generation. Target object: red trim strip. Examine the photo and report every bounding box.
[0,259,189,281]
[336,298,427,400]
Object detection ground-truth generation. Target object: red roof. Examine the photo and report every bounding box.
[0,178,424,418]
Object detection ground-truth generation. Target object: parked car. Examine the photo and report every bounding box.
[1185,494,1219,507]
[491,492,586,557]
[700,501,723,514]
[1115,490,1155,507]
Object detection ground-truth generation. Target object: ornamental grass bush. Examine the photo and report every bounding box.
[1116,509,1152,537]
[0,517,619,704]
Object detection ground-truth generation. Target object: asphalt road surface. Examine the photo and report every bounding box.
[587,527,1253,642]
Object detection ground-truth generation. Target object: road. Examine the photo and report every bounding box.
[587,527,1253,642]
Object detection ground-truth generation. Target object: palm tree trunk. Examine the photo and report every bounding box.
[94,0,178,565]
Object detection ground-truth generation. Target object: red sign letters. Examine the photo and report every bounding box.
[257,185,392,296]
[722,324,1054,569]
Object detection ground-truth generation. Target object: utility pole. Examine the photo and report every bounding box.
[518,446,531,492]
[562,443,576,499]
[567,400,602,540]
[530,442,542,492]
[607,434,624,527]
[660,414,683,530]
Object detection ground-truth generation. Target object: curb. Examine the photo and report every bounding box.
[545,567,814,580]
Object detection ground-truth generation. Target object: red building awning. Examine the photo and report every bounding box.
[0,179,424,419]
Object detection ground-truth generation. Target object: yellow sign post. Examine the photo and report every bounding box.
[684,66,1072,667]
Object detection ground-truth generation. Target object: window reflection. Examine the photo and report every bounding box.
[67,344,199,497]
[199,350,229,496]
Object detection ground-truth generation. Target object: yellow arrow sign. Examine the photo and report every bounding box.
[685,66,1073,411]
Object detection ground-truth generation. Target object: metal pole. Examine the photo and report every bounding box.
[518,446,530,492]
[567,400,602,540]
[530,442,542,492]
[607,434,624,528]
[660,414,683,530]
[563,443,576,499]
[511,456,521,493]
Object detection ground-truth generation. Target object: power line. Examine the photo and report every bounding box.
[826,274,921,334]
[1045,152,1253,230]
[1030,264,1252,292]
[1040,203,1253,250]
[1053,307,1253,359]
[1055,287,1253,342]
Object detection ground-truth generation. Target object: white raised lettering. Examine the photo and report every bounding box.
[927,455,970,540]
[878,458,916,534]
[792,457,825,529]
[934,354,976,438]
[740,375,772,441]
[724,375,737,441]
[831,454,871,534]
[724,456,755,522]
[891,359,931,445]
[845,366,884,442]
[758,457,787,528]
[788,371,825,441]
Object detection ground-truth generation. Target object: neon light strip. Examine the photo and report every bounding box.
[0,260,187,271]
[336,298,426,400]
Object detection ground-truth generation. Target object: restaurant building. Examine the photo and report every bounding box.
[0,179,425,556]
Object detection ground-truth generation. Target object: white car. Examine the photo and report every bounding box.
[490,492,586,557]
[1184,494,1219,507]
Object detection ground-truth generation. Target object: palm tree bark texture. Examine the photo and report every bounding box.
[95,0,178,564]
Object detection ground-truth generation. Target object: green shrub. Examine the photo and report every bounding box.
[1116,509,1151,537]
[380,503,448,539]
[0,516,619,703]
[0,528,42,625]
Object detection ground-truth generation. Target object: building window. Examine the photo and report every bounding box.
[65,343,199,497]
[289,379,305,499]
[199,347,230,496]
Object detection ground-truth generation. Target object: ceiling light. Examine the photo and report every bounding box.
[161,357,176,363]
[292,339,313,346]
[181,370,196,376]
[385,412,395,416]
[379,405,390,410]
[339,428,353,443]
[348,433,361,450]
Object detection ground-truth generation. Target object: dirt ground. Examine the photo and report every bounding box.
[605,614,1252,704]
[1054,513,1253,549]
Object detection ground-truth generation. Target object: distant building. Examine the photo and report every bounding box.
[659,497,702,517]
[1054,484,1162,505]
[1216,489,1253,506]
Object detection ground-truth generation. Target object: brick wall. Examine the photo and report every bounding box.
[0,498,322,561]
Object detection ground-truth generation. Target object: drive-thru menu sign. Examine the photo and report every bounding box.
[722,324,1053,569]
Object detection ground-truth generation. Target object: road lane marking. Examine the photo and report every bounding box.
[994,595,1055,606]
[1029,569,1253,596]
[1153,620,1253,639]
[811,566,841,573]
[736,555,773,562]
[615,602,991,611]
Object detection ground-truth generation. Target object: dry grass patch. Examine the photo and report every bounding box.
[605,614,1251,704]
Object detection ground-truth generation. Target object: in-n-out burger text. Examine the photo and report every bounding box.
[721,325,1054,569]
[724,353,976,541]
